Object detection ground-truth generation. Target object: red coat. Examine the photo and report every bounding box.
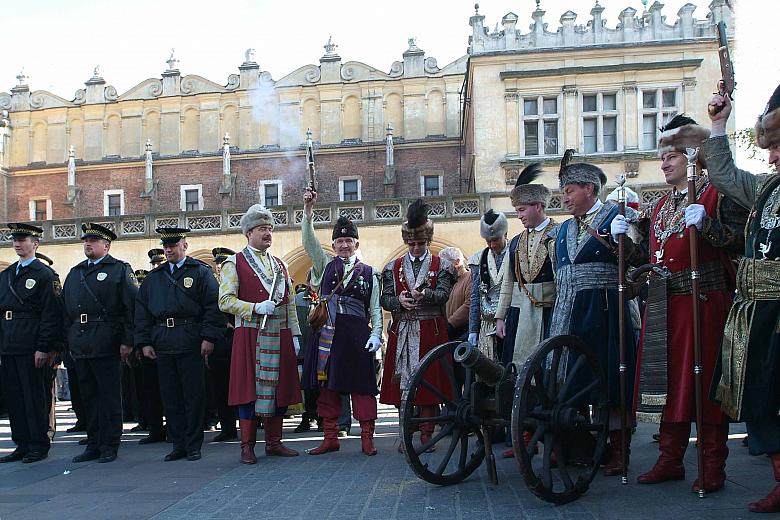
[227,253,301,407]
[380,255,452,406]
[637,182,733,424]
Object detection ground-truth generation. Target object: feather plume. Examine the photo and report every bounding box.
[406,198,430,228]
[515,162,543,187]
[560,149,576,176]
[483,209,499,225]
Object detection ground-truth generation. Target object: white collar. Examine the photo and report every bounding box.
[532,217,551,232]
[586,200,603,215]
[339,254,357,265]
[408,251,429,263]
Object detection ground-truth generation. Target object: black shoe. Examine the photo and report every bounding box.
[67,423,86,433]
[294,420,312,433]
[22,452,48,463]
[164,449,187,462]
[130,423,148,433]
[98,452,117,463]
[316,419,323,432]
[72,450,100,463]
[212,430,237,442]
[186,451,202,461]
[0,450,26,463]
[78,438,89,445]
[139,432,166,445]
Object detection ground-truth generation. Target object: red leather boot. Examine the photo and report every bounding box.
[239,419,257,464]
[749,453,780,513]
[305,417,340,455]
[638,422,689,484]
[264,416,299,457]
[691,422,728,494]
[360,420,378,456]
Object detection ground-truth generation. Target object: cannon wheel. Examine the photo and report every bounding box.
[511,335,609,505]
[401,341,485,485]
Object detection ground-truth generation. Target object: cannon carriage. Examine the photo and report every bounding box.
[400,335,610,504]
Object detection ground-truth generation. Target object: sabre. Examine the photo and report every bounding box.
[616,173,629,485]
[708,21,736,116]
[260,258,281,330]
[306,128,318,193]
[684,147,707,498]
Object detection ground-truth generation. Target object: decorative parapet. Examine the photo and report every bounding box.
[468,0,734,55]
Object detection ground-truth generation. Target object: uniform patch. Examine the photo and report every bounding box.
[96,272,108,281]
[183,277,194,288]
[25,278,36,289]
[52,280,62,295]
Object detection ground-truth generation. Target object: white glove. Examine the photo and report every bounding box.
[468,332,478,346]
[254,300,276,315]
[365,336,381,353]
[610,214,629,241]
[293,336,300,356]
[685,203,706,230]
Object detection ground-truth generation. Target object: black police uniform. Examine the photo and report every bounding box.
[62,255,137,460]
[135,257,225,458]
[0,257,64,462]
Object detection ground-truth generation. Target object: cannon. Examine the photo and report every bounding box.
[400,336,609,504]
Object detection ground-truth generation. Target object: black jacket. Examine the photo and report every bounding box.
[134,257,225,354]
[62,255,137,358]
[0,258,64,355]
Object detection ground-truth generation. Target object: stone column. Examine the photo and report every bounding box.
[622,82,639,150]
[504,92,519,155]
[384,124,396,198]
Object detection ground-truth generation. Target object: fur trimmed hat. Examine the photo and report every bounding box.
[657,114,710,156]
[401,199,434,243]
[558,149,607,194]
[480,209,508,240]
[240,204,274,234]
[755,83,780,149]
[332,216,359,240]
[510,162,551,207]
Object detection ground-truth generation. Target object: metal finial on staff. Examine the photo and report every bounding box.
[684,146,707,498]
[615,173,629,485]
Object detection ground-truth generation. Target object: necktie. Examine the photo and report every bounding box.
[412,257,422,276]
[88,262,94,268]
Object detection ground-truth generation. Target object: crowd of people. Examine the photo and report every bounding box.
[0,85,779,514]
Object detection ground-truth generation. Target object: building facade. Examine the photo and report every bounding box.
[0,0,734,279]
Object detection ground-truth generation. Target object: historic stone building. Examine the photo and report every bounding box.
[0,0,734,280]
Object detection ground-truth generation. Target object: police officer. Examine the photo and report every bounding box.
[62,223,137,464]
[128,269,149,434]
[135,228,225,461]
[0,223,64,463]
[209,247,237,442]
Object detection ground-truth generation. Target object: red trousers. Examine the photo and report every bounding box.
[316,388,377,421]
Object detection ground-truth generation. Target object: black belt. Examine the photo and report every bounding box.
[157,318,195,328]
[75,313,119,324]
[3,310,37,320]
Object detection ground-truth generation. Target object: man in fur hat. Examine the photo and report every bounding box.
[494,163,558,458]
[300,188,382,456]
[703,85,780,512]
[467,210,509,361]
[379,199,457,452]
[613,114,747,494]
[550,153,645,476]
[218,205,302,464]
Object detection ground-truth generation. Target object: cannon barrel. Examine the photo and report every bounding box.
[453,342,505,386]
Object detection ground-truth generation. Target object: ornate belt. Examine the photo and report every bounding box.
[735,258,780,300]
[666,261,730,296]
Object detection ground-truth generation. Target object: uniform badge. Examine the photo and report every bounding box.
[183,277,194,288]
[53,280,62,295]
[25,278,36,289]
[96,272,108,281]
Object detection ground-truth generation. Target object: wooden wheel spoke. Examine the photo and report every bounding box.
[415,422,455,456]
[553,439,575,491]
[547,349,563,397]
[561,380,600,408]
[434,429,462,475]
[541,432,554,489]
[556,354,586,401]
[419,379,456,408]
[527,423,545,456]
[438,355,462,401]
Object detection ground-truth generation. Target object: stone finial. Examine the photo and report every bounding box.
[386,123,393,136]
[16,69,28,86]
[145,138,152,152]
[166,49,179,72]
[92,66,101,79]
[324,36,337,56]
[306,127,313,144]
[244,48,256,64]
[68,145,75,159]
[474,3,479,15]
[224,132,230,146]
[407,37,420,52]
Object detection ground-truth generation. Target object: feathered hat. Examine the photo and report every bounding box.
[401,199,434,243]
[755,83,780,149]
[558,149,607,194]
[480,209,508,240]
[509,162,551,207]
[332,216,359,240]
[657,114,710,156]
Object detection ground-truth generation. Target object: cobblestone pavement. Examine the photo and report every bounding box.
[0,402,772,519]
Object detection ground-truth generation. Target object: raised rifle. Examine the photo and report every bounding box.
[708,21,736,116]
[306,128,318,193]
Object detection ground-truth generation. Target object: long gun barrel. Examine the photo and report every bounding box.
[306,128,318,193]
[454,342,505,386]
[708,21,735,116]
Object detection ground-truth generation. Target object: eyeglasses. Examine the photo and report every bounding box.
[407,241,428,247]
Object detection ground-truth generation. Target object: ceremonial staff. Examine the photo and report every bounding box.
[684,147,707,498]
[616,173,629,485]
[260,259,280,330]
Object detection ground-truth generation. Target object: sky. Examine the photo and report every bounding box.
[3,0,777,168]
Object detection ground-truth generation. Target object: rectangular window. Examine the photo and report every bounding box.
[523,100,537,116]
[580,92,620,154]
[543,122,558,155]
[107,195,121,216]
[264,184,279,206]
[520,95,561,157]
[542,98,557,115]
[179,184,203,212]
[423,175,441,197]
[34,200,47,221]
[341,179,360,201]
[641,87,679,150]
[185,190,199,211]
[524,121,539,156]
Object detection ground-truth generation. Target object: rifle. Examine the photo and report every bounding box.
[306,128,318,193]
[616,173,629,485]
[708,21,736,116]
[684,147,707,498]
